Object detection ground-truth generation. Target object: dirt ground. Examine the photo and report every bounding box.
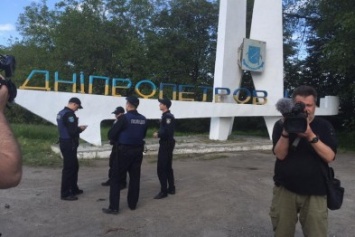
[1,150,354,237]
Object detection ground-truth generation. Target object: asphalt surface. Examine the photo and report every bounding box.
[1,137,354,237]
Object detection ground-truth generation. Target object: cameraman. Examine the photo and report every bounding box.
[0,74,22,189]
[269,85,337,237]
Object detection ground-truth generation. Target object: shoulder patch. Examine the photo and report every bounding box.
[166,118,171,124]
[68,116,75,123]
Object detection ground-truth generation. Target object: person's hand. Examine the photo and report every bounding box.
[80,125,88,131]
[0,83,9,113]
[281,129,289,137]
[297,121,315,141]
[153,132,158,138]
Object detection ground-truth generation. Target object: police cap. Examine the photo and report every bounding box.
[158,98,171,109]
[69,97,83,109]
[112,106,125,114]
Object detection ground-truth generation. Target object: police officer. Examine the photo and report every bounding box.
[102,96,147,214]
[101,106,127,190]
[153,98,176,199]
[56,97,87,201]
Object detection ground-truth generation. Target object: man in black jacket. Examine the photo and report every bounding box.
[270,85,337,236]
[102,96,147,214]
[153,98,176,199]
[101,106,127,189]
[57,97,87,201]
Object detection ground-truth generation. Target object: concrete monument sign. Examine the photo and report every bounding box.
[15,0,339,146]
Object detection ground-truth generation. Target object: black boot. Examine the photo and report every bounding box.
[101,180,110,186]
[154,192,168,199]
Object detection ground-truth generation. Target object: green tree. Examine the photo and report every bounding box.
[301,0,355,128]
[145,0,218,89]
[105,0,155,82]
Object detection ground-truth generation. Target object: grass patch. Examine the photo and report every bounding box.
[9,123,355,167]
[12,123,178,167]
[337,131,355,152]
[11,124,62,167]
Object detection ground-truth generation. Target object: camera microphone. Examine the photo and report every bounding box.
[275,98,294,116]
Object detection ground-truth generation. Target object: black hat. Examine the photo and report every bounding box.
[112,106,125,115]
[158,98,172,108]
[126,96,139,108]
[69,97,83,109]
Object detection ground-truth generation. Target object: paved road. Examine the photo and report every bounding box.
[1,149,354,237]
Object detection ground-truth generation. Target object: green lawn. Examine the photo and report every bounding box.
[10,123,354,167]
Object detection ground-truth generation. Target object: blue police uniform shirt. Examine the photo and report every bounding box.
[118,111,147,145]
[158,111,175,141]
[56,107,81,140]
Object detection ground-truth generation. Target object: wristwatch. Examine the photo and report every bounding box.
[309,136,319,143]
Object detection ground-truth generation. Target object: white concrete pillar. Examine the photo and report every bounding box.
[209,0,246,140]
[250,0,284,138]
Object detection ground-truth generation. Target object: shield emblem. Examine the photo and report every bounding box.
[166,118,171,124]
[248,46,261,64]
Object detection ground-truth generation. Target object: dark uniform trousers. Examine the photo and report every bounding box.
[60,139,79,197]
[108,146,115,179]
[108,145,127,187]
[109,145,144,210]
[157,139,176,194]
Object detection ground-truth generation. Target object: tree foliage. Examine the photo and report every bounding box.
[13,0,218,89]
[1,0,354,131]
[293,0,355,129]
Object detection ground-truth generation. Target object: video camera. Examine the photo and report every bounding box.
[0,54,17,103]
[276,98,308,133]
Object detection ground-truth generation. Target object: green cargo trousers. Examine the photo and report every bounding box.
[269,185,328,237]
